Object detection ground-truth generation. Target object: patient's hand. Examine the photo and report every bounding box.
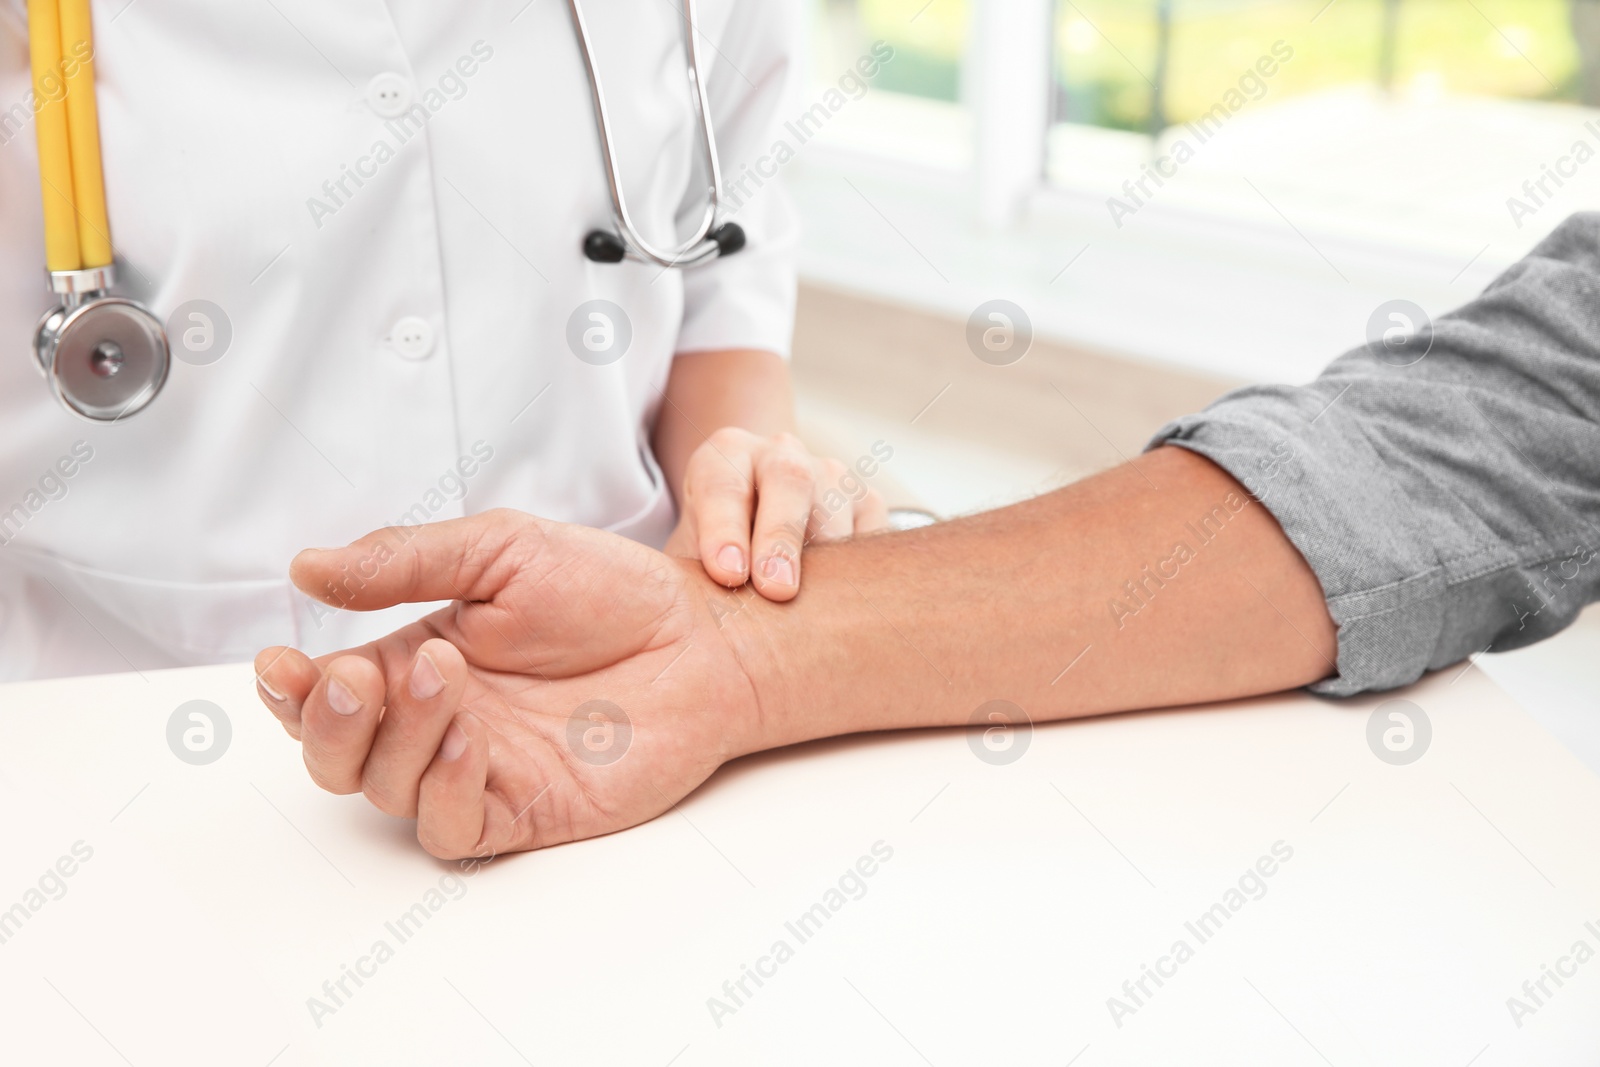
[254,511,760,860]
[663,428,887,601]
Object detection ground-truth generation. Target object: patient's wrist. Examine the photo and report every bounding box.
[700,577,803,758]
[704,549,910,757]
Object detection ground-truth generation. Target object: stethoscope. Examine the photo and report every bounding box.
[27,0,169,422]
[25,0,742,422]
[569,0,744,267]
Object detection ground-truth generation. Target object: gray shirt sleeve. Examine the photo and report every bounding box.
[1148,212,1600,696]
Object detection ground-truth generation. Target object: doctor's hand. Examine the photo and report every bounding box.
[664,428,888,601]
[253,511,763,860]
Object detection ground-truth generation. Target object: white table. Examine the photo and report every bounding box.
[1,662,1597,1066]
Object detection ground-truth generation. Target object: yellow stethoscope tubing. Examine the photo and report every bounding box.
[27,0,112,274]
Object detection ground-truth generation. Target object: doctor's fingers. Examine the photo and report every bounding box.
[359,638,471,819]
[685,438,757,586]
[749,445,819,602]
[852,485,891,535]
[255,646,320,739]
[809,459,858,543]
[298,656,386,795]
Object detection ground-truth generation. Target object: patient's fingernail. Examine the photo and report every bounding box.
[761,555,796,587]
[256,675,287,702]
[716,545,745,575]
[327,676,362,716]
[411,651,446,700]
[439,722,468,763]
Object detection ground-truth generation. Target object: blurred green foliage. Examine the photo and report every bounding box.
[818,0,1582,127]
[815,0,970,101]
[1058,0,1580,130]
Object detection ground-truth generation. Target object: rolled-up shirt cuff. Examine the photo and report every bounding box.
[1144,212,1600,697]
[1149,397,1471,698]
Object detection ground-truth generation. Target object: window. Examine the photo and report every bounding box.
[812,0,969,101]
[805,0,973,168]
[791,0,1600,383]
[1052,0,1582,138]
[1045,1,1594,254]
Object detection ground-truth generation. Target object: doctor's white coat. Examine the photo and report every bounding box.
[0,0,801,679]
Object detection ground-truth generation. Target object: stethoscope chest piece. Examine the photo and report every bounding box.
[33,268,169,422]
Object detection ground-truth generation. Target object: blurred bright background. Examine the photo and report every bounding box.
[782,0,1600,764]
[788,0,1600,502]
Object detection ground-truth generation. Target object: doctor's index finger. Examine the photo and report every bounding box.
[289,509,545,611]
[686,437,757,585]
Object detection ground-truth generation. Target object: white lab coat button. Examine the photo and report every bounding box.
[366,73,414,118]
[390,317,436,360]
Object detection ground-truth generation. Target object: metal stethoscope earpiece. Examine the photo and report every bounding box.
[568,0,744,269]
[33,264,170,422]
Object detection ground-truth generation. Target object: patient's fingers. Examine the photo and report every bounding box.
[299,656,385,794]
[290,510,536,611]
[361,639,469,819]
[416,711,489,860]
[255,646,321,739]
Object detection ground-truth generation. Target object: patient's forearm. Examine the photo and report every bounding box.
[723,446,1337,754]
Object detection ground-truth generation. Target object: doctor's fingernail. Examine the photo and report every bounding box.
[439,722,469,763]
[256,675,287,702]
[716,545,745,576]
[760,555,796,587]
[327,677,362,716]
[411,652,446,700]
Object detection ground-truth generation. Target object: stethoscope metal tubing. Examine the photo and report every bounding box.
[567,0,732,269]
